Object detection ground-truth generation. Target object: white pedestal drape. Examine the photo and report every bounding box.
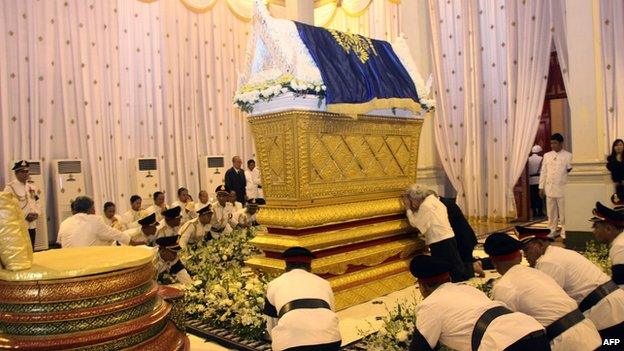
[428,0,551,221]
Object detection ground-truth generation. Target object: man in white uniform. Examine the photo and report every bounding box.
[195,190,211,212]
[145,191,168,222]
[4,160,41,249]
[263,247,341,351]
[172,187,196,225]
[102,202,124,231]
[590,201,624,288]
[57,196,145,248]
[210,185,235,238]
[155,235,194,285]
[123,212,159,247]
[236,198,260,228]
[403,184,467,282]
[155,206,182,240]
[519,225,624,341]
[538,134,572,239]
[245,159,265,204]
[120,195,148,230]
[179,204,214,249]
[528,145,544,217]
[408,255,549,351]
[484,233,601,350]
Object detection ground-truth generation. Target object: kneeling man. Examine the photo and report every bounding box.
[155,235,193,285]
[263,247,341,351]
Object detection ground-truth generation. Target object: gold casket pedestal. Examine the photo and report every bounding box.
[246,110,426,310]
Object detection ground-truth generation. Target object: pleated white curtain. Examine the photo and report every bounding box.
[316,0,401,41]
[0,0,254,215]
[428,0,551,221]
[600,0,624,149]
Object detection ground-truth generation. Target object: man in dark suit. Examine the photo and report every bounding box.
[225,156,247,204]
[439,197,478,279]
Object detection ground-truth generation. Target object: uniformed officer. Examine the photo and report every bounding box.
[172,187,196,225]
[236,198,260,228]
[211,185,235,237]
[146,191,168,222]
[179,204,214,249]
[518,225,624,340]
[484,233,601,350]
[263,247,341,351]
[4,160,41,249]
[102,202,124,231]
[590,202,624,289]
[408,255,549,351]
[155,206,182,239]
[155,235,193,285]
[122,212,159,247]
[120,195,148,230]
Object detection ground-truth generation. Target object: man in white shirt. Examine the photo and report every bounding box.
[195,190,211,212]
[236,198,260,228]
[172,187,196,225]
[123,212,159,247]
[155,205,182,240]
[155,235,194,286]
[518,225,624,340]
[211,185,235,238]
[179,204,214,249]
[590,201,624,289]
[4,160,41,249]
[245,159,265,204]
[484,233,601,350]
[264,247,341,351]
[120,195,148,230]
[403,184,467,282]
[57,196,145,248]
[538,134,572,239]
[145,191,168,222]
[408,255,549,351]
[528,145,544,217]
[102,202,124,231]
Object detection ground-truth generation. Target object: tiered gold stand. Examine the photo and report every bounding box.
[0,247,188,350]
[246,110,426,310]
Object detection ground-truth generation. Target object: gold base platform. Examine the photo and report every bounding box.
[246,110,426,310]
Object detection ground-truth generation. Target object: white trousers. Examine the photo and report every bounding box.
[546,196,565,238]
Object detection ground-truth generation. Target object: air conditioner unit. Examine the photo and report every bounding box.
[129,158,160,208]
[7,160,49,251]
[51,159,86,229]
[199,155,225,201]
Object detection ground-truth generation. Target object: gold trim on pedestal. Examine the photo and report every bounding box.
[333,270,415,310]
[246,240,423,276]
[251,218,412,251]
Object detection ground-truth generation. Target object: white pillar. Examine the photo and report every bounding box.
[285,0,313,24]
[564,0,610,232]
[400,0,449,195]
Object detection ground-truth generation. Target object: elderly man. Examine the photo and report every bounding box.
[484,233,601,350]
[408,255,549,351]
[590,202,624,288]
[57,196,145,247]
[518,225,624,341]
[403,184,467,282]
[4,160,41,249]
[225,156,247,204]
[264,247,341,351]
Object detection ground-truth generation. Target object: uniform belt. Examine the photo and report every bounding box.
[545,308,584,341]
[529,173,540,177]
[579,280,619,312]
[278,298,331,318]
[211,227,225,233]
[471,306,512,351]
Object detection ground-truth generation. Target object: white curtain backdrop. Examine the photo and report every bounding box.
[600,0,624,150]
[0,0,255,219]
[550,0,570,89]
[428,0,551,221]
[316,0,401,41]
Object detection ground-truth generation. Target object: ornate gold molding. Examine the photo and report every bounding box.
[251,218,411,251]
[333,270,414,310]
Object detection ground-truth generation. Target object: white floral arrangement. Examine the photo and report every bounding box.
[181,227,276,340]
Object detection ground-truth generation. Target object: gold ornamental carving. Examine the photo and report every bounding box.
[333,270,415,310]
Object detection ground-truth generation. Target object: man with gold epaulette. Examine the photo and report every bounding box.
[210,185,235,238]
[3,160,41,249]
[179,204,215,249]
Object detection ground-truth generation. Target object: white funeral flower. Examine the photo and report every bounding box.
[396,330,409,343]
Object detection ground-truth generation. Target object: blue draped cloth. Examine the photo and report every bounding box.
[295,22,420,114]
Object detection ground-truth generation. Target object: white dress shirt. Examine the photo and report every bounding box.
[236,208,258,227]
[58,213,131,247]
[155,221,179,240]
[172,200,197,225]
[245,168,264,200]
[610,231,624,288]
[4,180,41,229]
[146,203,168,222]
[528,154,543,186]
[211,201,235,235]
[492,265,601,350]
[101,214,124,231]
[536,245,624,330]
[265,269,341,351]
[406,195,454,245]
[120,209,148,230]
[415,282,544,351]
[538,150,572,198]
[179,217,213,249]
[155,257,193,285]
[195,201,211,212]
